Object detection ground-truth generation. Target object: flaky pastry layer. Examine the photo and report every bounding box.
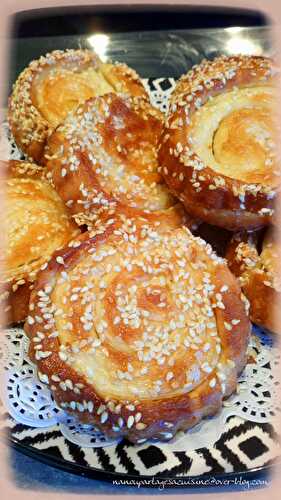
[25,217,250,443]
[0,160,80,324]
[44,92,193,231]
[8,49,148,162]
[226,229,281,333]
[159,55,280,231]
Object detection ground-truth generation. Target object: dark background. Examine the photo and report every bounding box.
[10,5,267,37]
[7,5,269,91]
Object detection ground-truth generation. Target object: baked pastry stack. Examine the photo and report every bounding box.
[159,55,279,231]
[4,50,198,331]
[0,160,79,323]
[25,220,250,443]
[4,49,277,443]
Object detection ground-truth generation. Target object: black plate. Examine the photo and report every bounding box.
[8,437,275,487]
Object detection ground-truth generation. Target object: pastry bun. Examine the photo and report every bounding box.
[25,218,250,443]
[0,160,80,324]
[159,55,279,231]
[44,92,194,231]
[8,49,148,162]
[226,228,280,333]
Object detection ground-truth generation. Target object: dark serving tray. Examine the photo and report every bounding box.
[2,5,279,488]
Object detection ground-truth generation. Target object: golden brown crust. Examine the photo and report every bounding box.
[8,49,148,163]
[44,92,195,232]
[0,159,80,324]
[226,229,281,332]
[25,218,250,444]
[159,55,279,231]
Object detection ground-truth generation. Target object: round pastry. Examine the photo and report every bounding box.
[25,218,250,443]
[226,229,280,332]
[0,160,80,324]
[159,55,279,231]
[44,92,192,230]
[8,49,148,162]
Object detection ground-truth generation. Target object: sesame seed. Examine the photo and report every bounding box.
[224,322,232,331]
[58,352,68,361]
[135,412,142,423]
[136,422,147,430]
[127,416,134,428]
[166,371,174,381]
[100,411,108,423]
[209,378,216,388]
[118,417,124,427]
[231,319,240,325]
[97,404,106,415]
[87,402,94,412]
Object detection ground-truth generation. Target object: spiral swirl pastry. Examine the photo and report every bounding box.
[159,55,279,231]
[8,49,148,162]
[44,92,192,231]
[0,160,79,324]
[25,218,250,443]
[226,229,280,333]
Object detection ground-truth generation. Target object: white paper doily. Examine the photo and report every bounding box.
[0,326,279,449]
